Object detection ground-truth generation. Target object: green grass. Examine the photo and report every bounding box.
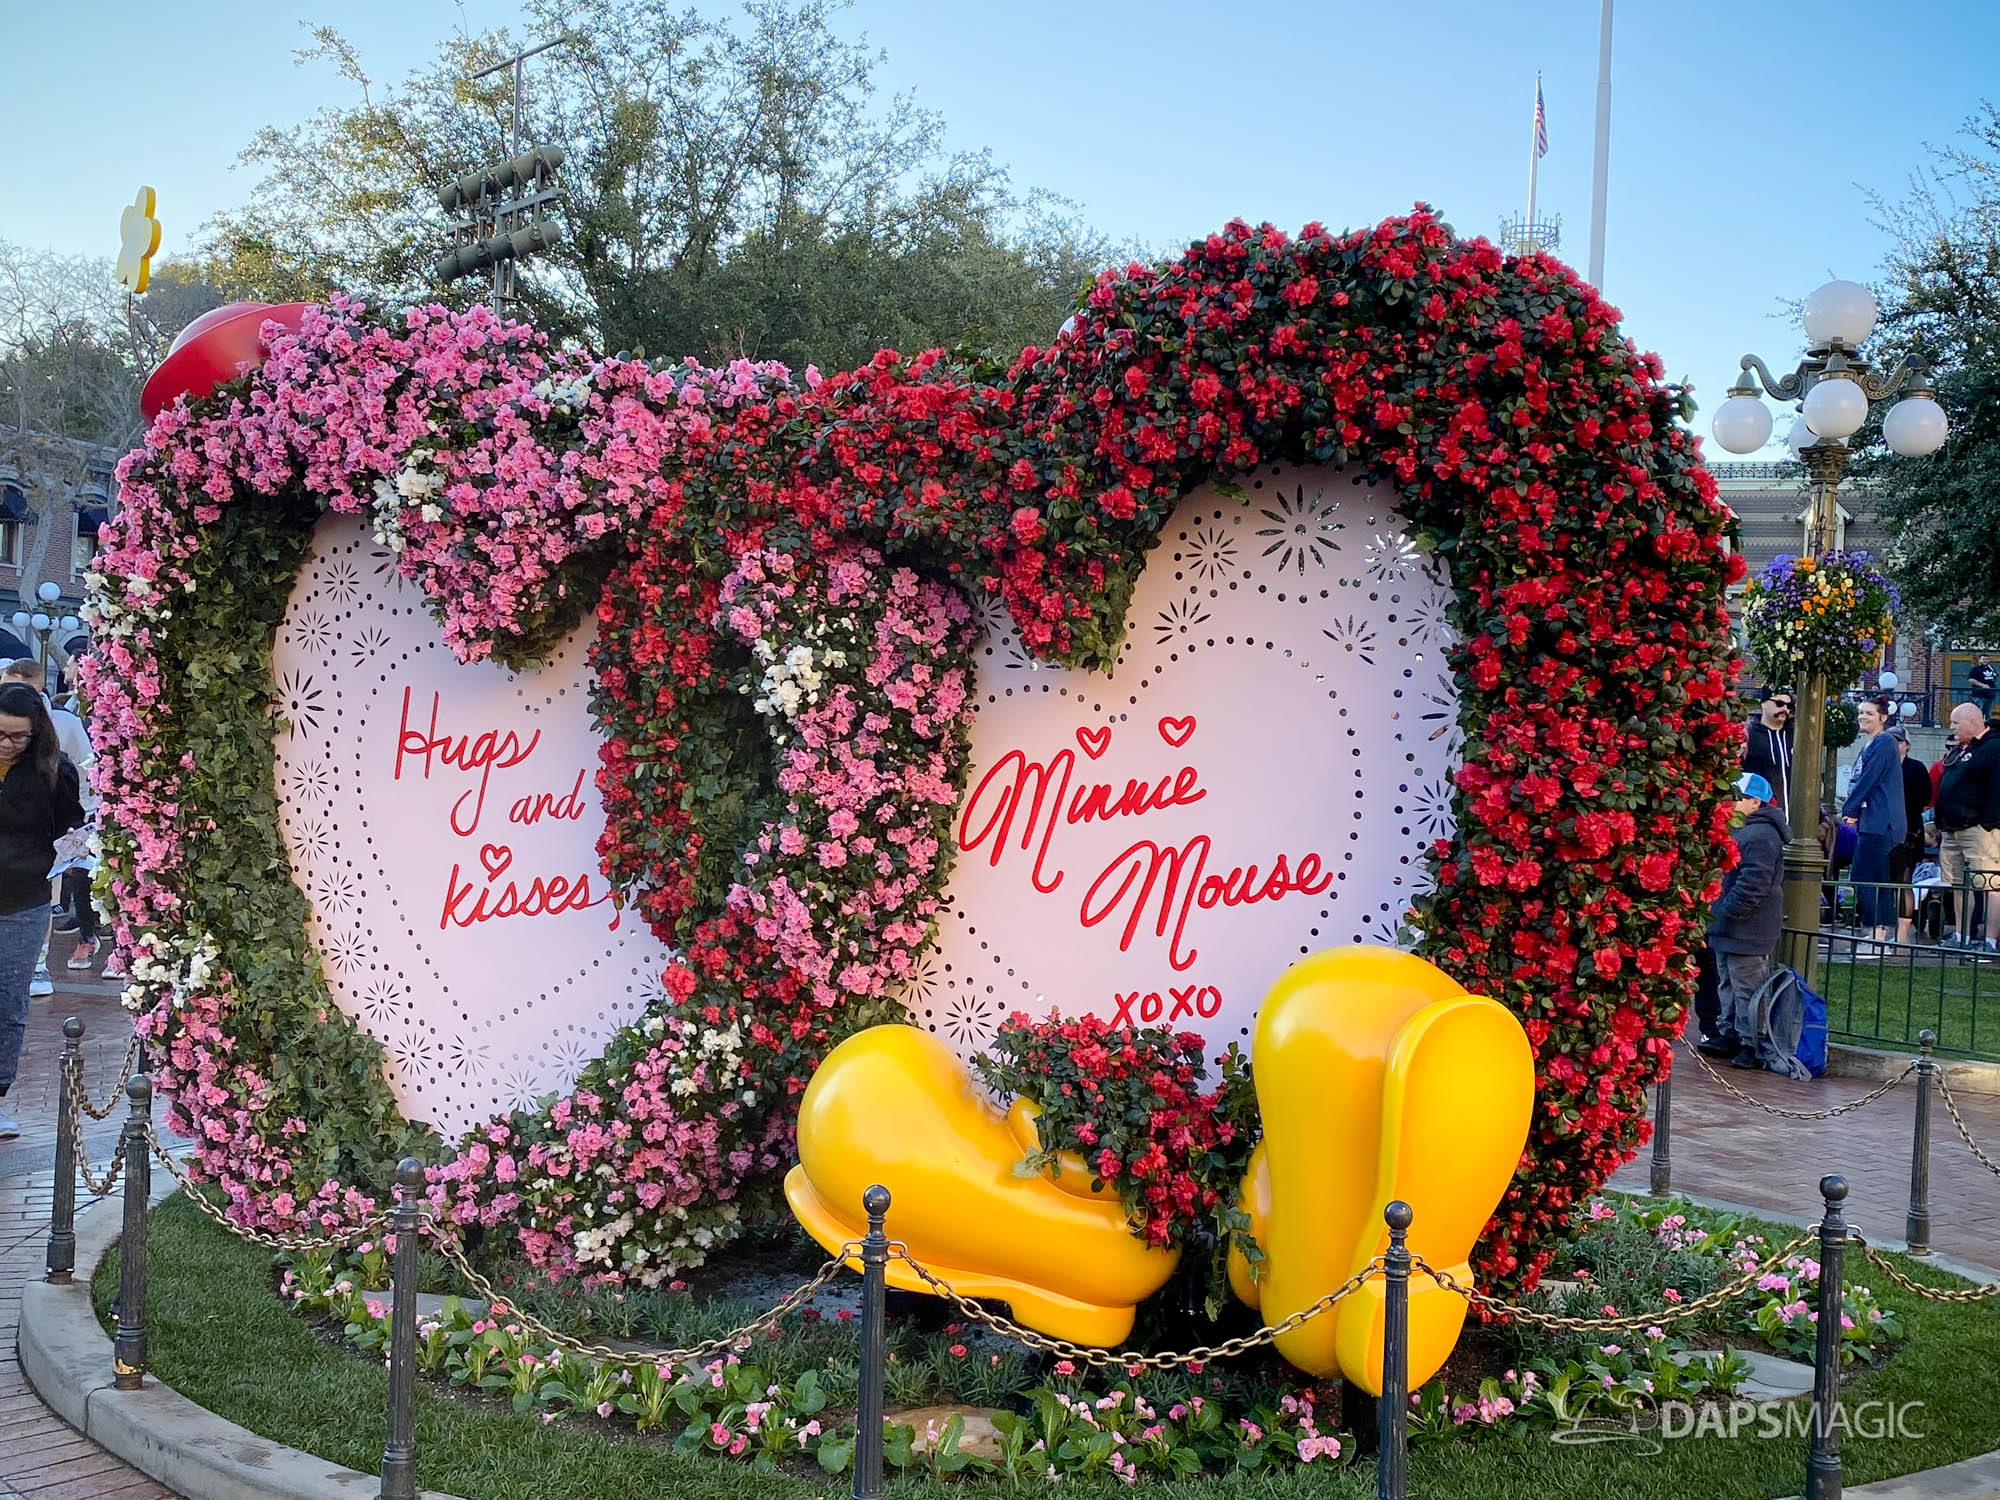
[97,1194,2000,1500]
[1819,950,2000,1058]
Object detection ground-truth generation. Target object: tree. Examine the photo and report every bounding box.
[196,0,1110,369]
[1864,102,2000,645]
[0,242,225,550]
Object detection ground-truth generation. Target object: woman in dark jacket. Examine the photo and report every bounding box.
[1888,725,1932,944]
[0,682,85,1139]
[1841,697,1908,955]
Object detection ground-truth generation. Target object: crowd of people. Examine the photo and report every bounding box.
[1697,679,2000,1075]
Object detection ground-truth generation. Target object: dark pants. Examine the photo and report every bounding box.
[59,868,97,944]
[1853,831,1895,928]
[1694,942,1725,1040]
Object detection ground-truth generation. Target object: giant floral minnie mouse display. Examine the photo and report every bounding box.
[90,210,1740,1346]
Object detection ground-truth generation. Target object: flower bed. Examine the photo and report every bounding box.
[89,208,1739,1302]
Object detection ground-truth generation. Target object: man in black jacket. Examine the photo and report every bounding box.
[1707,772,1790,1069]
[1742,689,1794,819]
[1937,702,2000,949]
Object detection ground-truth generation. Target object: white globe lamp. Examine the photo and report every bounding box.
[1883,395,1949,457]
[7,612,25,634]
[1787,417,1817,457]
[1900,701,1918,718]
[1802,280,1879,348]
[1803,377,1868,439]
[1711,394,1774,454]
[35,581,59,605]
[1878,670,1898,691]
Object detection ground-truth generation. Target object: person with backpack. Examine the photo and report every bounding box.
[1707,772,1791,1070]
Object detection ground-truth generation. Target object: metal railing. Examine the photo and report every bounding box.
[1799,872,2000,1058]
[39,1015,2000,1500]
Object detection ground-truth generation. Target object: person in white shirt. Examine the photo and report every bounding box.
[1,659,96,979]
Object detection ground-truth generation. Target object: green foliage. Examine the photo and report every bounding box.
[1824,697,1860,752]
[198,0,1109,369]
[1864,101,2000,645]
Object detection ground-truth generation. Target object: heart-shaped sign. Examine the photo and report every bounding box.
[906,463,1459,1057]
[270,516,672,1136]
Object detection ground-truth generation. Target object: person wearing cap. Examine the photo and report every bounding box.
[1841,697,1908,956]
[1887,725,1932,945]
[1742,688,1794,818]
[1706,771,1790,1068]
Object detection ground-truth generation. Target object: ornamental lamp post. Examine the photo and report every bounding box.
[1710,279,1949,983]
[10,582,78,677]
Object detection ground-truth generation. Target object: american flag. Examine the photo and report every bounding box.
[1533,77,1548,159]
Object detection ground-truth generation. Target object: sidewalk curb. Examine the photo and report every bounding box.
[17,1189,463,1500]
[1827,1041,2000,1097]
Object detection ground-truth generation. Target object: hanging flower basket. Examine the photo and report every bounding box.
[1743,550,1897,690]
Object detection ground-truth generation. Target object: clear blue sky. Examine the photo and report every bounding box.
[12,1,1998,451]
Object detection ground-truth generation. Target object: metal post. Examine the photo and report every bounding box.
[1586,0,1614,288]
[853,1185,890,1500]
[380,1158,426,1500]
[1906,1031,1936,1256]
[1649,1057,1672,1196]
[1805,1176,1848,1500]
[1782,446,1853,990]
[46,1015,83,1283]
[1377,1201,1411,1500]
[112,1075,151,1390]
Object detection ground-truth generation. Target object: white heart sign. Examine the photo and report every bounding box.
[271,515,672,1138]
[908,463,1460,1060]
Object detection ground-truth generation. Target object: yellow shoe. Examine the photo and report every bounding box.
[1229,946,1533,1393]
[785,1025,1178,1348]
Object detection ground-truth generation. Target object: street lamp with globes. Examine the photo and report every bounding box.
[11,581,82,679]
[1709,279,1949,983]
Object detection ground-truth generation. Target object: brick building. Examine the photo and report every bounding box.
[0,427,108,690]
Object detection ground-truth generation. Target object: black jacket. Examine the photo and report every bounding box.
[1742,715,1793,816]
[1708,803,1790,956]
[1901,757,1933,847]
[1936,731,2000,834]
[0,755,83,916]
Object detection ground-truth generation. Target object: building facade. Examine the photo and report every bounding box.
[0,426,108,689]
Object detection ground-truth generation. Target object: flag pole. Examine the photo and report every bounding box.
[1587,0,1615,288]
[1526,72,1541,237]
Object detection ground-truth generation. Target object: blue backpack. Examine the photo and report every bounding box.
[1755,965,1827,1080]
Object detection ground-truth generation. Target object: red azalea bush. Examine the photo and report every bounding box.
[972,1013,1259,1257]
[93,207,1740,1295]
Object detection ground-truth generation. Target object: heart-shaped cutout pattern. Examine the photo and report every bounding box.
[1074,725,1112,760]
[270,515,672,1136]
[907,464,1459,1059]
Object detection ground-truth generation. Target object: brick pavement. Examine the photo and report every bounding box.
[1610,1049,2000,1268]
[2,929,177,1499]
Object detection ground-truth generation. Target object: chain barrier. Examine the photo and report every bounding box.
[66,1038,140,1122]
[1849,1233,2000,1304]
[889,1246,1386,1370]
[1934,1075,2000,1181]
[1679,1037,1914,1120]
[74,1130,126,1198]
[425,1229,863,1370]
[141,1125,392,1255]
[1410,1230,1822,1335]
